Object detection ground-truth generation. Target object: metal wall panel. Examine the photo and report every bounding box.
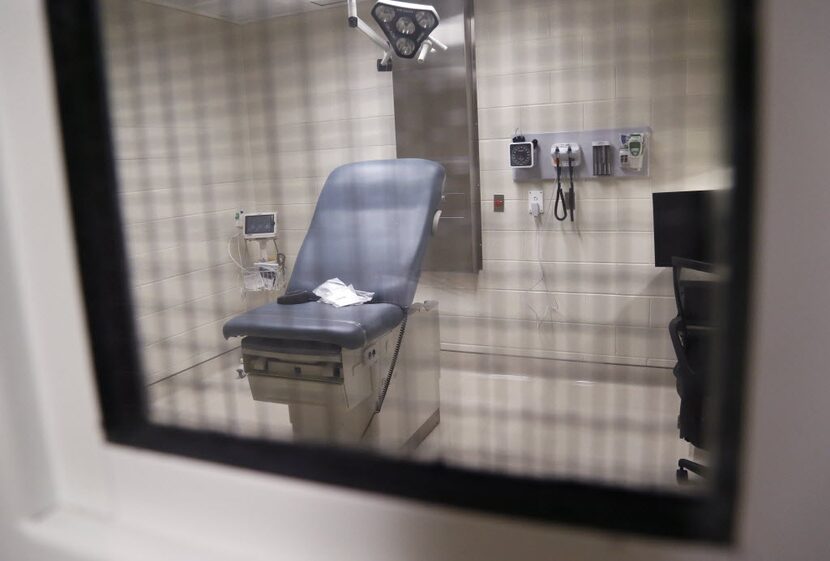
[392,0,481,272]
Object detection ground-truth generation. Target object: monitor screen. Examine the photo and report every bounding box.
[652,190,719,267]
[244,213,276,237]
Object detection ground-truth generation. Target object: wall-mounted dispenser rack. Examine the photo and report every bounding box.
[511,127,651,183]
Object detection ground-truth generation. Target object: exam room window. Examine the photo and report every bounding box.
[48,0,754,541]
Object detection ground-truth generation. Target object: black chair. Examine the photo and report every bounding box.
[668,257,723,483]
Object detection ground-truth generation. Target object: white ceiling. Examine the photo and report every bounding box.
[139,0,347,24]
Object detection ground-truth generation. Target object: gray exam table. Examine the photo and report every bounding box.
[223,159,444,450]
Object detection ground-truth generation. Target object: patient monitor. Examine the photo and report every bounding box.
[243,212,277,240]
[223,159,444,451]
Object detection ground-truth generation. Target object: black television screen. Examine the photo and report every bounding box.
[652,190,719,267]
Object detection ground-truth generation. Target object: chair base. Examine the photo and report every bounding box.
[240,302,441,453]
[676,458,708,483]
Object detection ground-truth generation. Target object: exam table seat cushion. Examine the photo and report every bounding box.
[222,302,405,350]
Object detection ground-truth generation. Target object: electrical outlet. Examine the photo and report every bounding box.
[528,190,544,215]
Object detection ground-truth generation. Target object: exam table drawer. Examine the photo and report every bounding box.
[247,373,348,407]
[243,356,341,382]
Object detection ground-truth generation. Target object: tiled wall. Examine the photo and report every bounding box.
[104,0,728,380]
[102,0,256,383]
[417,0,728,367]
[238,4,398,266]
[103,0,395,383]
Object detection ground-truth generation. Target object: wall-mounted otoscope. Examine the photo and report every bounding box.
[348,0,448,72]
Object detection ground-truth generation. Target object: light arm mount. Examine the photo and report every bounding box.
[347,0,394,71]
[416,35,448,63]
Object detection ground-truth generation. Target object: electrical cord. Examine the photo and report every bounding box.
[360,310,409,441]
[525,148,566,326]
[524,173,561,327]
[272,239,287,291]
[227,233,247,270]
[553,147,568,222]
[375,311,407,413]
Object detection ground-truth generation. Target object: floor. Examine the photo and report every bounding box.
[148,349,695,491]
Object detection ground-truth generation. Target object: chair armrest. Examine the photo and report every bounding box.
[669,315,694,375]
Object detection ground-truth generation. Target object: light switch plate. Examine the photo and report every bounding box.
[494,194,505,212]
[528,190,543,214]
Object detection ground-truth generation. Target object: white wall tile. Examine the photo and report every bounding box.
[616,60,687,98]
[550,65,615,103]
[134,263,238,317]
[482,198,620,232]
[478,106,524,140]
[480,171,655,201]
[649,297,677,328]
[251,145,397,180]
[422,260,673,298]
[652,21,725,61]
[143,315,240,382]
[478,72,551,108]
[126,209,238,255]
[478,139,512,171]
[483,231,655,264]
[139,288,243,347]
[548,0,618,35]
[583,25,652,66]
[477,34,581,77]
[615,326,675,360]
[120,181,245,224]
[270,204,315,232]
[583,97,652,130]
[652,94,722,132]
[442,316,617,356]
[522,103,584,134]
[687,57,726,96]
[616,198,654,232]
[577,178,655,200]
[475,3,551,42]
[613,0,689,27]
[131,239,231,286]
[688,0,724,22]
[247,85,395,126]
[250,177,324,205]
[248,116,396,154]
[416,286,652,328]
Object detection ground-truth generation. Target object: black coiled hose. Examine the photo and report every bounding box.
[375,310,408,413]
[567,148,575,222]
[553,148,568,222]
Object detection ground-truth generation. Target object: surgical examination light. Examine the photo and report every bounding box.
[347,0,448,71]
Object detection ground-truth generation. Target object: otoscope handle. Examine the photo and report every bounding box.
[567,152,575,222]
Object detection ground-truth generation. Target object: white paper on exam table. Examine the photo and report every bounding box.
[313,278,375,307]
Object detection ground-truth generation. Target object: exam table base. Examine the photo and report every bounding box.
[241,303,441,452]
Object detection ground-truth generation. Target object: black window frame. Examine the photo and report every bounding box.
[45,0,757,543]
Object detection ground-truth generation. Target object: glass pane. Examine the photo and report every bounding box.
[98,0,733,493]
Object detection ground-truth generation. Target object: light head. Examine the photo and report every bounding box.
[371,1,440,59]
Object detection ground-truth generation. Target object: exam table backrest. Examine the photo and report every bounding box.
[286,159,445,309]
